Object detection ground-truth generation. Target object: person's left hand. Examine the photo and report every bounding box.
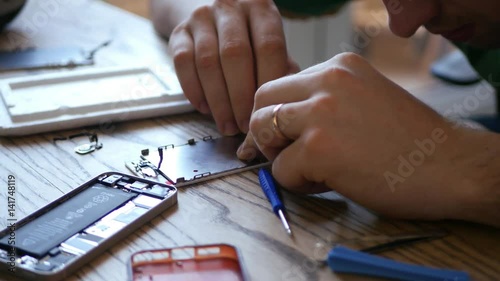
[237,52,493,222]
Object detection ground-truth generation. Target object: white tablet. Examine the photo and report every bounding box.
[0,66,194,136]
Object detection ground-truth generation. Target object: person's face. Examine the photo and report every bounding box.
[382,0,500,48]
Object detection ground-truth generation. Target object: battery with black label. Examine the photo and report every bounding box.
[0,184,136,258]
[0,172,177,281]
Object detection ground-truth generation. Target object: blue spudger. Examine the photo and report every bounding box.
[258,168,292,236]
[326,246,470,281]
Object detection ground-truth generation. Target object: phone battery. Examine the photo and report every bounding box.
[0,184,136,258]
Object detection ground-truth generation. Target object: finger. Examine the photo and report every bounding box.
[214,2,255,133]
[253,72,314,111]
[287,57,301,74]
[272,138,330,193]
[247,101,309,160]
[239,75,316,161]
[248,105,291,160]
[191,9,239,136]
[297,52,366,76]
[247,0,288,87]
[237,131,260,160]
[169,27,208,114]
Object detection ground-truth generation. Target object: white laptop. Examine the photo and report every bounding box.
[0,66,194,136]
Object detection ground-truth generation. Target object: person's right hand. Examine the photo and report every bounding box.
[168,0,299,135]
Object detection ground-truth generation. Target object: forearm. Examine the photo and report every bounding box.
[452,130,500,227]
[150,0,213,38]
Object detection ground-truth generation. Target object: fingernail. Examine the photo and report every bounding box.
[237,144,244,157]
[237,144,256,160]
[224,121,239,136]
[198,101,210,114]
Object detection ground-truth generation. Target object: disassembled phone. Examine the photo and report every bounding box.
[0,172,177,281]
[126,135,269,187]
[128,244,247,281]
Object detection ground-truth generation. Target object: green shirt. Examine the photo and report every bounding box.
[455,43,500,89]
[273,0,345,16]
[274,0,500,107]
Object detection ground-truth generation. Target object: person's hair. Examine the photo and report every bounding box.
[0,1,26,31]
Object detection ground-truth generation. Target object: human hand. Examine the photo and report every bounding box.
[168,0,299,135]
[238,52,499,223]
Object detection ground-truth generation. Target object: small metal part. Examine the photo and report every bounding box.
[116,181,128,187]
[125,160,159,178]
[84,220,127,239]
[278,210,292,236]
[193,172,211,179]
[76,233,103,245]
[133,195,162,209]
[187,138,196,145]
[121,176,132,182]
[60,236,96,255]
[141,149,149,156]
[121,184,166,200]
[54,131,103,155]
[113,207,148,224]
[100,174,122,186]
[0,250,8,260]
[46,252,74,267]
[130,181,149,190]
[74,143,101,155]
[48,248,61,257]
[34,262,56,272]
[149,185,171,197]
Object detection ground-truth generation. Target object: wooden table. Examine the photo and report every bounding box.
[1,1,499,280]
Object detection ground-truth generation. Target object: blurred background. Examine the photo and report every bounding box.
[102,0,497,118]
[106,0,452,87]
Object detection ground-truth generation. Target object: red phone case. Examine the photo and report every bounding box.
[129,244,246,281]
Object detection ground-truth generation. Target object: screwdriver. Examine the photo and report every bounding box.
[258,168,292,236]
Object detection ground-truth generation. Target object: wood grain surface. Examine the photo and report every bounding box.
[1,1,499,280]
